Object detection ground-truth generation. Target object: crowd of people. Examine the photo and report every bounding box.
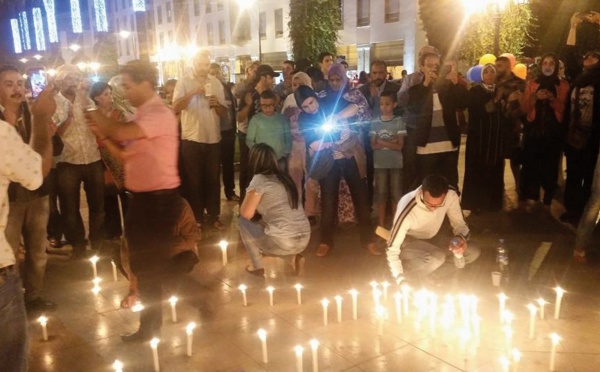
[1,10,599,370]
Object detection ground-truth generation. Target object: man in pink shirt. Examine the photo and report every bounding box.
[86,60,199,342]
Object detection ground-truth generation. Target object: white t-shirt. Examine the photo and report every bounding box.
[173,74,226,144]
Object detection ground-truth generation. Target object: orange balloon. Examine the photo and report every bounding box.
[512,63,527,80]
[500,53,517,69]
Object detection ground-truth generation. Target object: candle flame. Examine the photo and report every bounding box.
[369,281,379,289]
[334,295,343,302]
[309,338,319,349]
[321,298,330,307]
[375,305,387,319]
[238,284,247,291]
[257,328,267,341]
[168,296,178,305]
[499,356,510,371]
[89,255,99,264]
[550,332,561,345]
[38,315,48,325]
[150,337,160,348]
[294,283,303,290]
[132,302,145,312]
[526,303,538,313]
[266,286,274,293]
[348,289,358,297]
[186,322,196,334]
[92,286,101,295]
[381,281,390,288]
[554,287,565,296]
[218,240,228,250]
[536,298,547,306]
[112,360,123,370]
[511,348,522,362]
[92,277,102,285]
[294,345,304,356]
[498,292,508,301]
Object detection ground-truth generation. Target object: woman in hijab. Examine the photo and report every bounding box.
[519,53,570,208]
[462,64,507,212]
[295,85,379,257]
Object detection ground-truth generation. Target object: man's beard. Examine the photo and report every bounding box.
[373,78,384,86]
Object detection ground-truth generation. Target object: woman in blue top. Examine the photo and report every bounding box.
[239,143,310,276]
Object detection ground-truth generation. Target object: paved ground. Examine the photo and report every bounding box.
[26,139,600,372]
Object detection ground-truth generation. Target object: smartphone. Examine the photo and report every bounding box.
[28,67,47,98]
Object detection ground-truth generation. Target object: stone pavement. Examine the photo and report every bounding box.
[27,139,600,372]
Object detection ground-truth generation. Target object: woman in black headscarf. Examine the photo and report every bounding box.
[519,53,570,208]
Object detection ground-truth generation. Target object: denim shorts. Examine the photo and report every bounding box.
[374,168,403,205]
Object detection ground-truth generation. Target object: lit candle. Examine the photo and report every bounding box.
[499,356,510,372]
[554,287,565,320]
[89,255,99,278]
[376,305,386,336]
[349,289,358,320]
[150,337,160,372]
[429,293,438,335]
[294,283,303,305]
[401,284,410,315]
[239,284,248,307]
[266,286,275,306]
[503,326,513,350]
[132,301,145,312]
[186,322,196,357]
[381,281,390,302]
[393,292,402,323]
[369,280,379,293]
[257,329,268,363]
[111,260,118,281]
[92,277,102,295]
[503,310,514,326]
[168,296,178,323]
[112,359,123,372]
[511,348,522,372]
[498,293,508,323]
[549,332,560,371]
[473,315,481,347]
[334,295,343,323]
[219,240,228,266]
[294,345,304,372]
[459,294,469,326]
[321,298,329,326]
[373,288,382,308]
[526,303,538,339]
[309,339,319,372]
[38,315,48,341]
[537,298,547,320]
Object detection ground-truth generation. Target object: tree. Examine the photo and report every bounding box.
[288,0,341,62]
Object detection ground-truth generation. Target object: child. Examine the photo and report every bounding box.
[247,90,292,172]
[369,90,406,228]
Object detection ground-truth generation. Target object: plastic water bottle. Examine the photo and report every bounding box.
[451,237,465,269]
[496,239,509,283]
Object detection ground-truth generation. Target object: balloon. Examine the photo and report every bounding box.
[512,63,527,80]
[479,54,497,66]
[466,65,484,83]
[500,53,516,69]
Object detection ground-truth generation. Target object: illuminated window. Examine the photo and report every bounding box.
[94,0,108,32]
[275,9,283,38]
[19,12,31,50]
[357,0,370,27]
[259,12,266,39]
[71,0,83,33]
[43,0,59,43]
[11,19,22,54]
[32,8,47,51]
[385,0,400,23]
[133,0,146,12]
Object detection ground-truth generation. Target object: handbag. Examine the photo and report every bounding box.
[307,147,334,180]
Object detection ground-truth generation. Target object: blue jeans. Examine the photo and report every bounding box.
[576,149,600,250]
[0,267,28,372]
[238,217,309,270]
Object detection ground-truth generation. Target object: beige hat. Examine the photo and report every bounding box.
[55,64,82,81]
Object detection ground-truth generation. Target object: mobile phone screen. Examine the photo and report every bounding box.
[28,67,47,98]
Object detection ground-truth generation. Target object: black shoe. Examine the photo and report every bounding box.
[26,297,57,312]
[48,238,63,248]
[120,328,158,343]
[227,194,240,202]
[245,265,265,277]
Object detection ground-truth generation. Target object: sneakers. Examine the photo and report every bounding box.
[364,243,383,256]
[292,254,305,276]
[316,244,330,257]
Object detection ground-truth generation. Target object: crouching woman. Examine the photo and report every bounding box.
[239,143,310,276]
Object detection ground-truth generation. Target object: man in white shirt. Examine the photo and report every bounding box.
[0,86,54,372]
[386,174,480,284]
[173,50,227,230]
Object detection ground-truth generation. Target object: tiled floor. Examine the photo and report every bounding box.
[26,140,600,371]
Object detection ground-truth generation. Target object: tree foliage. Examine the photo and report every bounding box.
[288,0,341,62]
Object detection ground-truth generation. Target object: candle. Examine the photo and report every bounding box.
[219,240,228,266]
[257,329,268,363]
[459,294,469,326]
[150,337,160,372]
[132,301,145,312]
[266,286,275,306]
[393,292,402,323]
[369,280,379,293]
[498,293,508,323]
[473,315,481,347]
[186,322,196,357]
[376,305,386,336]
[168,296,178,323]
[511,348,522,372]
[549,332,560,371]
[38,315,48,341]
[381,281,390,302]
[334,295,343,323]
[349,289,358,320]
[92,277,102,295]
[429,293,438,335]
[294,345,304,372]
[503,326,513,350]
[401,284,410,315]
[239,284,248,307]
[554,287,565,320]
[111,260,118,281]
[441,295,455,330]
[526,303,537,339]
[309,339,319,372]
[89,255,99,278]
[499,356,510,372]
[373,288,382,308]
[537,298,547,320]
[321,298,329,326]
[294,283,303,305]
[502,310,514,326]
[112,359,123,372]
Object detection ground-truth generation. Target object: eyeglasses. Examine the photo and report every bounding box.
[261,103,275,108]
[420,193,446,209]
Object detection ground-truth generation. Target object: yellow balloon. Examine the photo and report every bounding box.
[512,63,527,80]
[479,54,497,66]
